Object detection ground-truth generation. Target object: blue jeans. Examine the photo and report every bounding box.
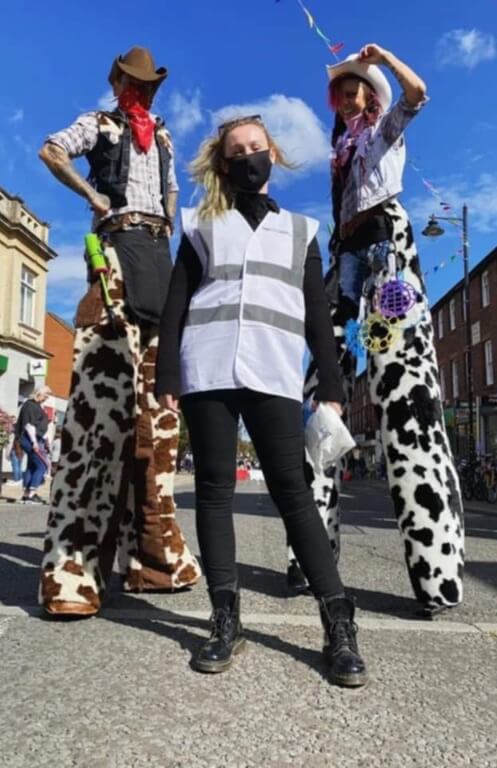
[338,241,390,305]
[10,451,23,482]
[21,435,46,491]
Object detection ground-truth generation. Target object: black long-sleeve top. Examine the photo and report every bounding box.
[156,193,345,403]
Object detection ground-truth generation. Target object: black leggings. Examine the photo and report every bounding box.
[181,389,344,600]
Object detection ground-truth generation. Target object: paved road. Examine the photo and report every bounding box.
[1,477,496,767]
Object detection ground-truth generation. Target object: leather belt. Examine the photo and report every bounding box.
[340,204,386,239]
[98,212,170,237]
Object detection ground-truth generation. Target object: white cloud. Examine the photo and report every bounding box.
[8,109,24,124]
[47,244,88,321]
[212,94,330,185]
[436,29,496,69]
[97,89,116,111]
[167,89,204,138]
[407,172,497,235]
[48,244,87,284]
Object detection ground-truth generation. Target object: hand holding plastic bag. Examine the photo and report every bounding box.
[304,401,356,472]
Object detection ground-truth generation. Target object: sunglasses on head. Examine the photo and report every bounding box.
[217,114,263,136]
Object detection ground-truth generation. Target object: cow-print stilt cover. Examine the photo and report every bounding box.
[39,242,201,612]
[289,200,464,611]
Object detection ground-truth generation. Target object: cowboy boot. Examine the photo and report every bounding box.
[320,596,368,687]
[192,590,246,673]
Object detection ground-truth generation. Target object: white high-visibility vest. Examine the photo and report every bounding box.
[180,207,319,402]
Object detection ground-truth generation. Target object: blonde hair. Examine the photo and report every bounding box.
[31,385,51,402]
[189,117,295,220]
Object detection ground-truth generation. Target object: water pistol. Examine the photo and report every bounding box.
[84,233,117,326]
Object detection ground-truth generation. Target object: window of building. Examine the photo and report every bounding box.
[449,298,456,331]
[438,310,444,339]
[485,340,494,386]
[440,366,446,401]
[20,266,36,327]
[452,359,459,398]
[482,270,490,308]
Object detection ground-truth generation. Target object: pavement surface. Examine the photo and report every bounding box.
[0,475,496,768]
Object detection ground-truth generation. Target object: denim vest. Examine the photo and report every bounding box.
[87,110,171,211]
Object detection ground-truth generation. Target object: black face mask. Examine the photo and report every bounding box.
[224,150,272,193]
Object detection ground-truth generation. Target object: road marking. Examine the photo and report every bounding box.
[0,605,495,634]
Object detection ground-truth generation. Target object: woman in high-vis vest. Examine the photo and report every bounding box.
[155,115,367,687]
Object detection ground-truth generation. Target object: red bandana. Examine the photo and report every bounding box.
[118,85,155,153]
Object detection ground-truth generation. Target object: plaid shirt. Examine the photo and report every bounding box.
[47,111,179,221]
[336,95,428,225]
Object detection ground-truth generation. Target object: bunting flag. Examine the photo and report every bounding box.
[278,0,345,59]
[408,158,463,231]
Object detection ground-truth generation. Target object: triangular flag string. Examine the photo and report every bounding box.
[286,0,345,59]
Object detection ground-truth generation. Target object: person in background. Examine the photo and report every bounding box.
[155,115,368,687]
[50,426,62,475]
[5,416,23,486]
[14,387,51,504]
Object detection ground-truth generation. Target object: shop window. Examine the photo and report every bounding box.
[440,367,446,400]
[20,266,36,327]
[485,340,494,386]
[449,299,456,331]
[482,270,490,308]
[438,310,444,339]
[451,359,459,398]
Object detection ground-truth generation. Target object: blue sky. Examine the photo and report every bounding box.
[1,0,496,321]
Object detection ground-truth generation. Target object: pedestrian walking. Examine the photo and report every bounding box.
[37,46,201,618]
[14,387,51,504]
[5,416,23,486]
[299,44,464,617]
[156,115,367,686]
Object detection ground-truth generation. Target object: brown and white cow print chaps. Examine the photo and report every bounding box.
[289,200,464,611]
[40,242,201,612]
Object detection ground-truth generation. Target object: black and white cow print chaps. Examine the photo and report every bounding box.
[289,199,464,611]
[39,242,201,612]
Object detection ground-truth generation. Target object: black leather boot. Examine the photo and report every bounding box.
[320,596,368,687]
[192,591,246,673]
[287,561,311,596]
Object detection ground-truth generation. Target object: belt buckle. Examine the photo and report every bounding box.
[149,222,161,238]
[129,212,141,225]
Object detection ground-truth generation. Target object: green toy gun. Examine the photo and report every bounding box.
[84,233,117,326]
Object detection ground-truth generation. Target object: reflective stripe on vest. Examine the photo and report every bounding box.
[185,303,305,336]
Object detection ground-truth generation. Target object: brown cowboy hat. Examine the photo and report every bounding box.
[108,46,168,86]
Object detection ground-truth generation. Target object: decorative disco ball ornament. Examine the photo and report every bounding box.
[378,279,418,319]
[360,312,400,353]
[344,318,365,357]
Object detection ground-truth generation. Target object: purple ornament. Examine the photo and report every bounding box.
[378,279,418,319]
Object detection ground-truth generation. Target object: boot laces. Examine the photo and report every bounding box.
[210,607,235,641]
[328,618,359,655]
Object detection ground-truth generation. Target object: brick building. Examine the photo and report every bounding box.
[44,312,75,425]
[431,246,497,457]
[349,245,497,461]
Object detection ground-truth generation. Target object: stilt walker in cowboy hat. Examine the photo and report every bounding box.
[288,44,464,618]
[38,46,201,617]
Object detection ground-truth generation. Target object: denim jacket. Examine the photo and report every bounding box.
[337,95,428,226]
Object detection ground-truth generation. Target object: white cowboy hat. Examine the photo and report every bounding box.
[326,54,392,113]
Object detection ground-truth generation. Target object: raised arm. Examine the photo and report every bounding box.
[359,44,427,107]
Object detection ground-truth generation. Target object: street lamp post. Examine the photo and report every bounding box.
[422,204,474,458]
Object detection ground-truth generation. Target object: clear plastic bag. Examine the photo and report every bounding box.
[304,401,356,472]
